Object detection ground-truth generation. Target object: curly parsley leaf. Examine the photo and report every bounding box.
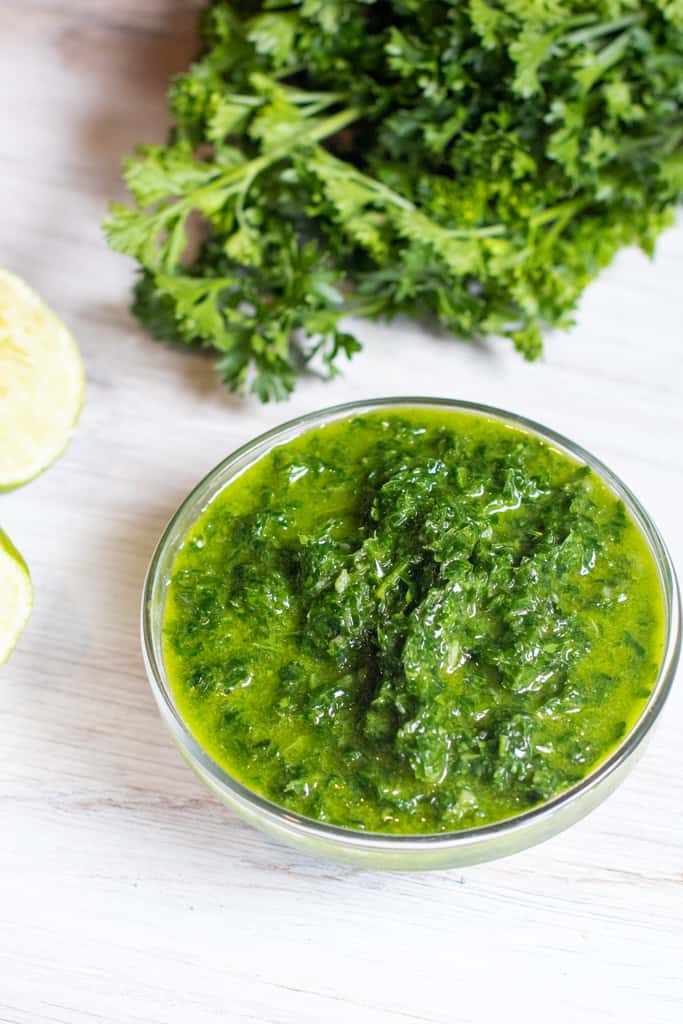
[105,0,683,400]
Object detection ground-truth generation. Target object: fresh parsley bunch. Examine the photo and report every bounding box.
[105,1,683,400]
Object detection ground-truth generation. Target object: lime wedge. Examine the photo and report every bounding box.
[0,528,32,665]
[0,269,84,490]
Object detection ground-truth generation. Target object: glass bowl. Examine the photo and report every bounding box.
[141,398,680,870]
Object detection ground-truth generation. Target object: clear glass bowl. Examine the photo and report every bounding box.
[142,398,680,870]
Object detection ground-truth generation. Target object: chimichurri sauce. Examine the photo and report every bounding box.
[163,409,665,834]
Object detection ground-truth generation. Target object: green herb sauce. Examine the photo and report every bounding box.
[163,409,664,834]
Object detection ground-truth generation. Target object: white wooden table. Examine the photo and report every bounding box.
[1,4,682,1022]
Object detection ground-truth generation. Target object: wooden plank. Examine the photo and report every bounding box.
[1,3,681,1022]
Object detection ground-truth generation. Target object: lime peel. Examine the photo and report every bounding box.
[0,528,32,666]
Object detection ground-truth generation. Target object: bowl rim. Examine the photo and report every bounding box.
[141,396,681,853]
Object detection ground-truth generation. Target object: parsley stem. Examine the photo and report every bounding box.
[162,106,363,232]
[529,198,586,229]
[311,148,507,238]
[233,106,363,223]
[225,88,349,112]
[563,13,644,47]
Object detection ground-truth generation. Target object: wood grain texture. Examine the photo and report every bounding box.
[0,4,681,1022]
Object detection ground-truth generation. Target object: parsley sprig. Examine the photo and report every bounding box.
[105,1,683,400]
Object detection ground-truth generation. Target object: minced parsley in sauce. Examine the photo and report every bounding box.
[163,409,664,834]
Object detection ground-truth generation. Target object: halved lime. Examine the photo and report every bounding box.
[0,528,32,665]
[0,269,84,490]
